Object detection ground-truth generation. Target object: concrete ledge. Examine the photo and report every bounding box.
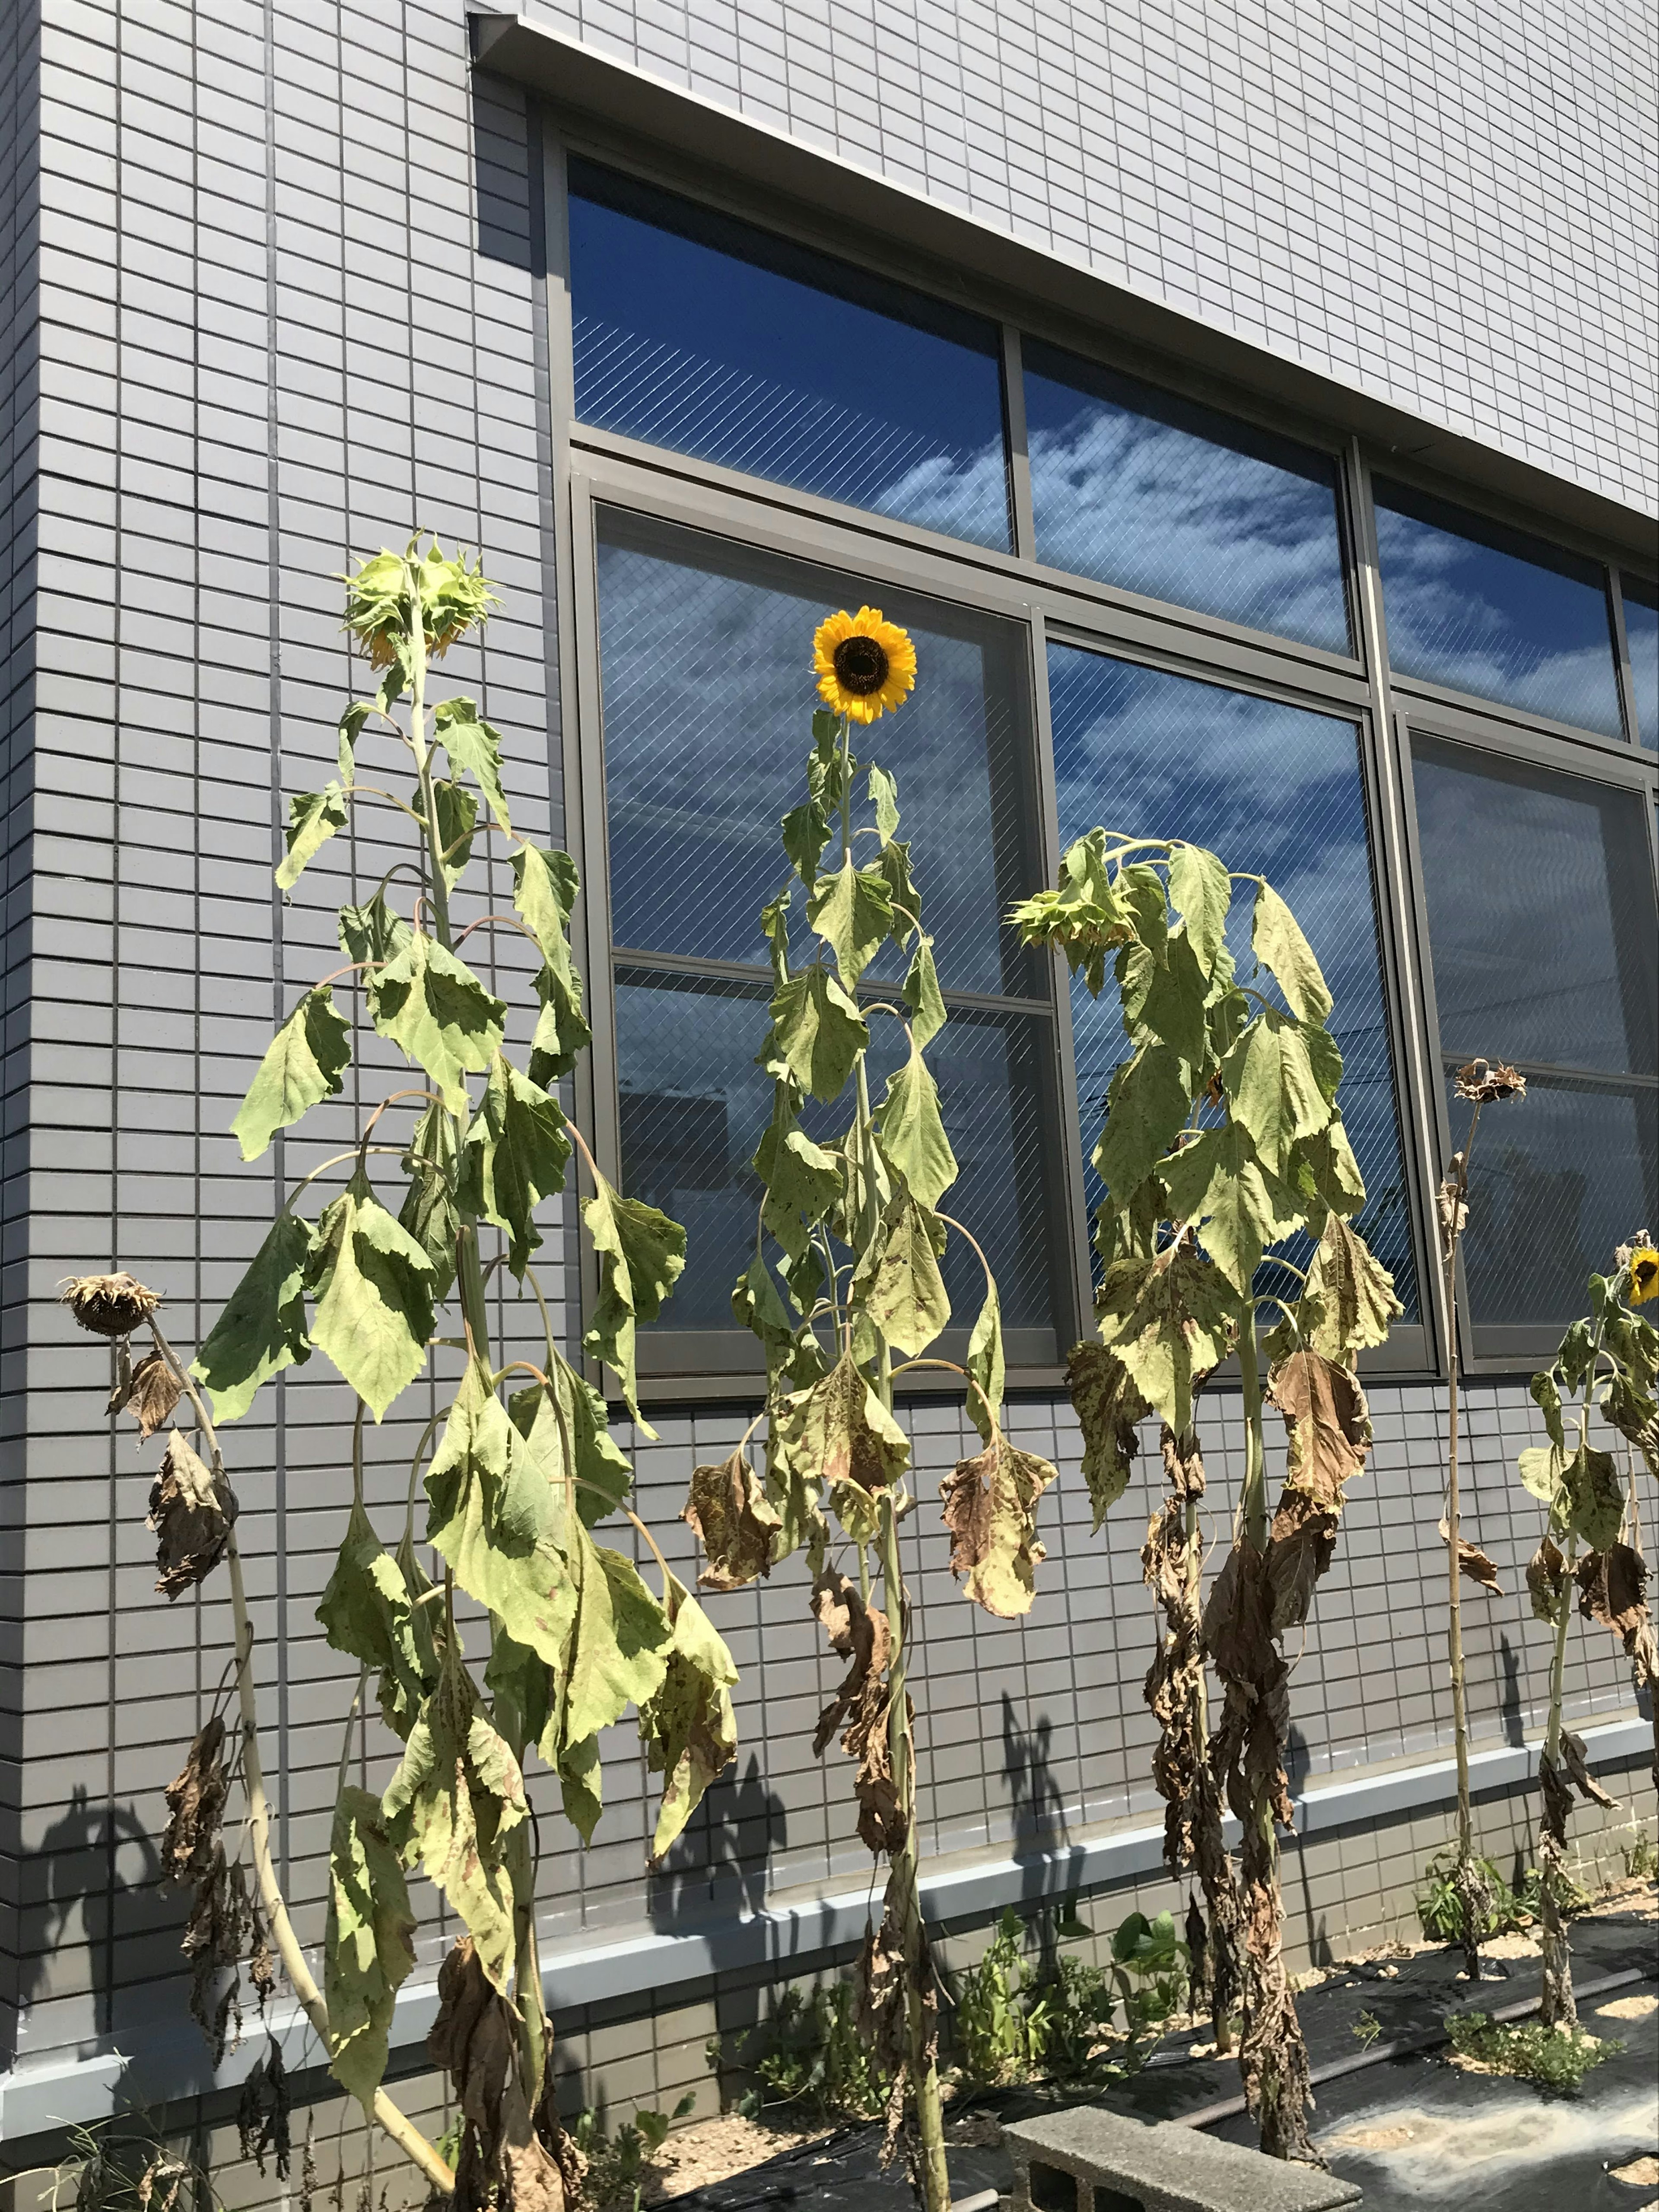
[0,1713,1647,2142]
[1007,2108,1362,2212]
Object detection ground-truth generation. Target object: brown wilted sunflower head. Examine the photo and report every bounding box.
[1453,1057,1526,1104]
[60,1271,161,1339]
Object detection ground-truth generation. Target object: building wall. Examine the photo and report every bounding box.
[3,0,1655,2190]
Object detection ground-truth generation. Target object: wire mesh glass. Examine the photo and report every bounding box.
[1624,575,1658,750]
[569,159,1012,553]
[1048,642,1420,1317]
[597,509,1045,1000]
[1375,477,1623,738]
[1023,338,1351,655]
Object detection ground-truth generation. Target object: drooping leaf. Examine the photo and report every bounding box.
[1009,827,1136,993]
[766,967,869,1101]
[683,1450,781,1592]
[457,1052,570,1278]
[324,1786,416,2112]
[1252,878,1332,1023]
[1576,1542,1650,1649]
[425,1937,576,2212]
[433,696,511,833]
[875,839,918,941]
[868,763,900,845]
[1268,1350,1372,1512]
[1517,1444,1564,1506]
[1123,928,1209,1072]
[782,1352,911,1495]
[147,1430,238,1599]
[966,1275,1006,1446]
[782,800,831,886]
[809,858,893,987]
[108,1349,184,1440]
[1220,1007,1331,1178]
[193,1212,315,1422]
[1096,1245,1234,1438]
[231,988,353,1160]
[754,1091,842,1262]
[1166,842,1231,977]
[398,1101,458,1303]
[861,1190,950,1357]
[1065,1340,1147,1528]
[1526,1535,1567,1622]
[306,1172,436,1421]
[553,1522,672,1841]
[317,1497,438,1738]
[1294,1120,1367,1219]
[638,1573,739,1863]
[367,933,506,1114]
[338,889,412,968]
[1094,1044,1190,1206]
[1160,1120,1300,1294]
[275,782,348,893]
[1560,1444,1624,1554]
[337,700,373,785]
[509,1349,635,1528]
[901,934,947,1046]
[876,1037,957,1208]
[382,1657,527,1993]
[1438,1518,1504,1597]
[941,1434,1057,1618]
[429,778,477,892]
[1300,1211,1401,1359]
[580,1171,686,1434]
[1529,1370,1567,1453]
[1117,862,1169,964]
[512,843,591,1084]
[1302,1020,1344,1106]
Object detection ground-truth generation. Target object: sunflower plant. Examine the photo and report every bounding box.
[1011,833,1401,2163]
[680,607,1057,2212]
[63,539,736,2212]
[1513,1238,1659,2028]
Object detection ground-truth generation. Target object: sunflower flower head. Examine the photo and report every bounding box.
[343,538,495,670]
[813,607,916,724]
[1627,1243,1659,1305]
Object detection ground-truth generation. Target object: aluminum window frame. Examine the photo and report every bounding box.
[536,118,1658,1397]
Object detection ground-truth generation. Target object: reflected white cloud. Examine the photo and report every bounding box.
[1623,595,1658,748]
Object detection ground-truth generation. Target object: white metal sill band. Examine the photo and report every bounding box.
[0,1716,1648,2142]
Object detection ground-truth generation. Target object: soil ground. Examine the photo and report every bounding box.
[645,1880,1659,2209]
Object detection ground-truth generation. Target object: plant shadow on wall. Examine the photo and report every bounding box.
[60,541,728,2212]
[645,1753,787,1926]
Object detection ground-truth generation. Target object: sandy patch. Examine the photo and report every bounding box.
[645,2113,831,2202]
[1598,1995,1659,2022]
[1610,2155,1659,2186]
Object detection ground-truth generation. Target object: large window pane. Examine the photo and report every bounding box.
[1049,645,1419,1316]
[1375,479,1623,737]
[568,160,1011,551]
[597,509,1044,1001]
[1411,738,1659,1331]
[1624,575,1658,750]
[1023,340,1351,655]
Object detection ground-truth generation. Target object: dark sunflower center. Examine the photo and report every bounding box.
[833,633,890,696]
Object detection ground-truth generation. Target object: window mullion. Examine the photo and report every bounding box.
[1002,325,1036,563]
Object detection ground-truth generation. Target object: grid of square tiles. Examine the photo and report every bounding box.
[520,0,1659,511]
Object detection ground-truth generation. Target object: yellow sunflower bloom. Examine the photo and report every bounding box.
[813,607,916,724]
[1630,1245,1659,1304]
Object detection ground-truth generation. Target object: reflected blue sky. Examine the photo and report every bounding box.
[1624,577,1658,750]
[569,161,1011,551]
[1375,479,1622,737]
[1024,341,1351,654]
[1049,644,1418,1315]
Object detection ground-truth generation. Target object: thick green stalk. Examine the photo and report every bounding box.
[1237,1314,1268,1552]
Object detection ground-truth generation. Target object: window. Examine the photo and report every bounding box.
[567,160,1013,551]
[1624,575,1659,750]
[1023,340,1351,655]
[1410,738,1659,1338]
[594,509,1068,1374]
[1048,644,1419,1316]
[1375,479,1624,739]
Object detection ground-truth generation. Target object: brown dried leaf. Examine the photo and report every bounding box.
[429,1938,577,2212]
[683,1449,781,1592]
[1576,1542,1649,1643]
[1438,1517,1504,1596]
[1268,1350,1372,1510]
[856,1879,935,2172]
[161,1714,229,1887]
[1160,1422,1206,1500]
[1435,1175,1468,1252]
[237,2034,292,2179]
[148,1429,238,1600]
[60,1270,161,1338]
[1527,1536,1567,1622]
[1266,1490,1339,1635]
[810,1572,906,1853]
[1066,1338,1146,1529]
[1560,1728,1618,1810]
[1538,1751,1573,1847]
[109,1349,184,1440]
[939,1435,1055,1618]
[1453,1057,1526,1103]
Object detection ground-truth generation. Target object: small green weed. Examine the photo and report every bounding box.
[572,2094,696,2212]
[950,1906,1186,2090]
[741,1980,892,2121]
[1622,1825,1657,1881]
[51,2114,213,2212]
[1416,1850,1592,1944]
[1446,2012,1621,2091]
[1351,2009,1382,2051]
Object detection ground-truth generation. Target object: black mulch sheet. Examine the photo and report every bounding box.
[659,1903,1659,2210]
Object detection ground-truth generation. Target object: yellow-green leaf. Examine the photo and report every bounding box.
[966,1274,1006,1446]
[1066,1339,1146,1528]
[638,1573,739,1863]
[317,1497,438,1739]
[781,1351,911,1494]
[324,1785,415,2112]
[1096,1246,1233,1437]
[433,696,511,833]
[306,1173,436,1420]
[1166,842,1231,976]
[861,1189,950,1357]
[231,988,352,1161]
[553,1522,672,1841]
[1220,1008,1330,1179]
[876,1036,957,1209]
[766,967,869,1100]
[1094,1043,1190,1206]
[458,1052,570,1278]
[276,782,348,893]
[580,1170,686,1435]
[192,1211,315,1422]
[1301,1212,1401,1359]
[1252,879,1332,1024]
[368,933,506,1114]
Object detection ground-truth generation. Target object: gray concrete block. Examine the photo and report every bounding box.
[1005,2108,1362,2212]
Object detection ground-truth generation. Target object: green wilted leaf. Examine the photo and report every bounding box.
[1268,1350,1372,1511]
[877,1037,957,1209]
[337,701,373,785]
[1303,1020,1344,1106]
[338,889,412,968]
[901,934,947,1045]
[1096,1245,1234,1437]
[554,1522,672,1841]
[782,800,831,886]
[430,778,477,891]
[324,1785,416,2112]
[1118,862,1169,965]
[1560,1445,1624,1553]
[683,1449,781,1592]
[512,843,591,1084]
[1066,1340,1147,1528]
[458,1052,570,1278]
[192,1211,315,1422]
[581,1172,686,1434]
[1094,1043,1191,1208]
[966,1275,1006,1446]
[861,1190,950,1357]
[276,782,348,893]
[231,987,353,1161]
[941,1434,1057,1618]
[426,1363,575,1671]
[868,763,900,845]
[1294,1119,1367,1219]
[1009,828,1136,994]
[782,1351,911,1494]
[510,1350,635,1528]
[766,967,869,1101]
[1301,1212,1401,1359]
[1517,1445,1563,1505]
[1221,1008,1330,1178]
[809,858,894,987]
[368,933,506,1114]
[1122,930,1210,1072]
[433,696,511,833]
[317,1497,437,1739]
[382,1657,526,1993]
[1160,1120,1300,1295]
[754,1092,842,1262]
[639,1572,739,1863]
[1166,842,1231,976]
[307,1172,436,1421]
[398,1102,458,1303]
[1530,1370,1567,1453]
[1252,879,1332,1024]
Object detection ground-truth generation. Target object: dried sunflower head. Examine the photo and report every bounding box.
[60,1271,160,1338]
[1453,1058,1526,1104]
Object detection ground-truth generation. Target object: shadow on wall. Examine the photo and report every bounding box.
[5,1785,177,2068]
[472,69,537,274]
[1002,1692,1086,1970]
[646,1755,788,1929]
